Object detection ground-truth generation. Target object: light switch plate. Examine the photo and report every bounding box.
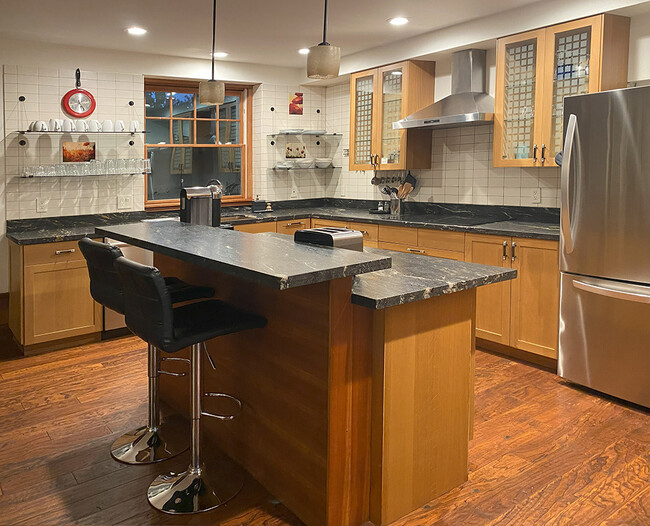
[117,196,132,209]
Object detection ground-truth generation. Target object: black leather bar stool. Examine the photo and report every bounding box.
[79,238,214,465]
[114,256,267,514]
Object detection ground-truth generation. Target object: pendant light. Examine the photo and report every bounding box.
[199,0,225,105]
[307,0,340,79]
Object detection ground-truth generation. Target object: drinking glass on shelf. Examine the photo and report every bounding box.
[34,165,45,177]
[117,159,128,175]
[143,158,151,173]
[55,164,66,176]
[126,158,138,174]
[46,165,56,177]
[105,159,116,174]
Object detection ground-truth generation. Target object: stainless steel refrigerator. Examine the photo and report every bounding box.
[558,86,650,408]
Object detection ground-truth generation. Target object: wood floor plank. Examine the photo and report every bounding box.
[0,338,647,526]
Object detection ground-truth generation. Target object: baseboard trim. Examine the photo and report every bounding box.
[20,333,102,356]
[477,338,557,372]
[0,293,8,326]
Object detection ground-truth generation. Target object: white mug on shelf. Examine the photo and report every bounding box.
[33,120,48,132]
[27,121,36,132]
[88,120,102,132]
[114,120,125,132]
[102,119,114,132]
[76,120,89,132]
[48,118,61,132]
[62,119,74,132]
[129,120,140,132]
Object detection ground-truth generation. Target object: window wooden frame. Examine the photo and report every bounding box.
[144,78,253,210]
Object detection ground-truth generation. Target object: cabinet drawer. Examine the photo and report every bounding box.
[378,241,424,254]
[417,229,465,253]
[234,222,276,234]
[378,225,418,245]
[276,218,310,235]
[24,240,88,266]
[311,219,348,229]
[348,222,378,243]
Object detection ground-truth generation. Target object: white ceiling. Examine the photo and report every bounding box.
[0,0,545,68]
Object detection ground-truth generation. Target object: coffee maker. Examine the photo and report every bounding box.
[179,183,222,227]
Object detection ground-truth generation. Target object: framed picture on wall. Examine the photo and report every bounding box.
[62,142,95,162]
[289,92,303,115]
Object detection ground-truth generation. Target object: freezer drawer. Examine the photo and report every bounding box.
[558,272,650,408]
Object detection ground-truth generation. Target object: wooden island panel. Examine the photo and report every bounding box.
[155,254,371,526]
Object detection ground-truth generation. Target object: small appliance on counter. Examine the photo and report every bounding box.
[294,227,364,252]
[180,183,222,226]
[251,196,273,213]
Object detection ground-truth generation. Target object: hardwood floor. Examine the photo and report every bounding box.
[0,335,647,525]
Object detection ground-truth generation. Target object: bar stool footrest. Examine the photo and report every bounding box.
[158,357,190,377]
[201,392,242,421]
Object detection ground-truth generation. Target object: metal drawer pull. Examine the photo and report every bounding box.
[573,280,650,305]
[285,221,305,227]
[55,249,76,255]
[533,144,538,163]
[407,248,425,254]
[502,241,508,260]
[511,242,517,262]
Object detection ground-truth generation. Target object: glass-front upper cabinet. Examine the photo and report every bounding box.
[494,30,546,167]
[350,71,376,171]
[349,60,435,172]
[494,14,629,168]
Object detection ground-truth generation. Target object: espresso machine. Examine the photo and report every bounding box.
[180,183,222,227]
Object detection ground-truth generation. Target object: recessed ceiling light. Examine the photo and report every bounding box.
[213,51,229,58]
[298,48,310,55]
[126,26,147,36]
[388,17,409,26]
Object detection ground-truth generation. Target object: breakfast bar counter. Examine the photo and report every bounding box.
[96,222,514,526]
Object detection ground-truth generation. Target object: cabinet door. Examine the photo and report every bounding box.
[23,260,102,345]
[276,218,310,235]
[494,29,547,167]
[376,64,407,170]
[510,238,559,358]
[540,16,603,164]
[464,235,512,345]
[349,70,377,171]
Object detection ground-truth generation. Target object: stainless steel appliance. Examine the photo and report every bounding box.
[558,86,650,408]
[393,49,494,130]
[294,227,364,251]
[180,183,222,226]
[103,238,154,331]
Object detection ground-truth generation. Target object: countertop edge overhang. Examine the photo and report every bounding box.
[351,248,517,309]
[95,222,392,290]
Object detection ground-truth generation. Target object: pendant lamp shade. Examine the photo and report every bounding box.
[307,0,340,79]
[199,79,225,105]
[307,43,340,79]
[199,0,225,105]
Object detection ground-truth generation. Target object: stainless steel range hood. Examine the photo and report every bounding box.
[393,49,494,130]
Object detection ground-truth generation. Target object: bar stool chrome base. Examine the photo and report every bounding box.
[147,464,243,514]
[110,416,189,464]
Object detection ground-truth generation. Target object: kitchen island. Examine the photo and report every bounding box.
[96,221,515,526]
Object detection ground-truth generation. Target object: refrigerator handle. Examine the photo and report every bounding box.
[573,279,650,305]
[561,114,577,254]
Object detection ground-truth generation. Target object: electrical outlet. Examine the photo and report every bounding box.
[531,188,541,204]
[290,187,298,198]
[36,197,47,213]
[117,196,132,209]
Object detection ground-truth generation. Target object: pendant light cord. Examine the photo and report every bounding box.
[211,0,217,80]
[321,0,329,45]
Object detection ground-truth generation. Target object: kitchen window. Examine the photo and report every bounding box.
[144,79,252,209]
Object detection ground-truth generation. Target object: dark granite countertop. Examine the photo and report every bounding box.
[352,247,517,309]
[6,199,560,245]
[95,221,392,290]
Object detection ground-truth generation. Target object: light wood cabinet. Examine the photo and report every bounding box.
[233,222,277,233]
[465,234,559,359]
[312,219,379,248]
[493,14,629,167]
[276,218,310,235]
[378,227,465,261]
[350,60,435,171]
[9,240,103,350]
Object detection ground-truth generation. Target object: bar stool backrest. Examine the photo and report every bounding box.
[78,237,125,314]
[114,256,175,352]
